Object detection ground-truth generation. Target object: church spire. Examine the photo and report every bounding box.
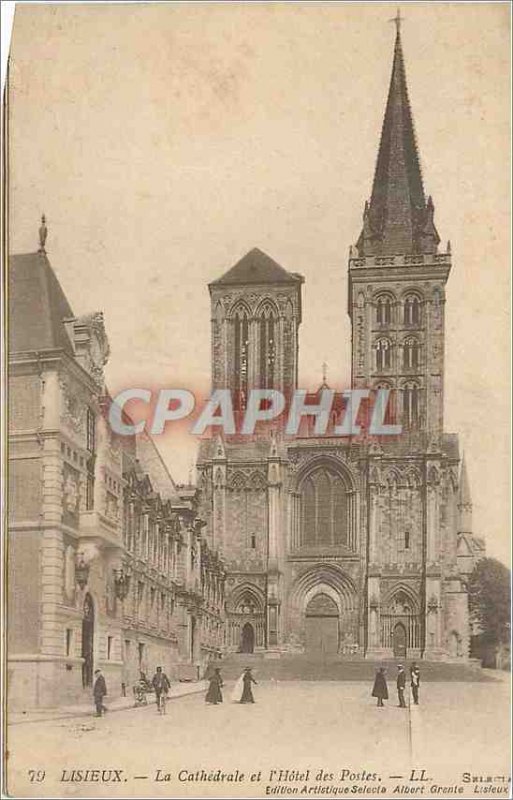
[357,15,440,256]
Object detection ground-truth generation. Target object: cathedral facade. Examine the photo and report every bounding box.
[197,23,484,661]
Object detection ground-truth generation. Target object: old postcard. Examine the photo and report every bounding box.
[2,2,511,799]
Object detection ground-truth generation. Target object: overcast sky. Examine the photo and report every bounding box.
[8,3,510,564]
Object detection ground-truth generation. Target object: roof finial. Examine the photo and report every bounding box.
[38,214,48,253]
[321,361,328,388]
[390,8,402,36]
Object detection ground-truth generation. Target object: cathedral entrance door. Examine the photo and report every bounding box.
[241,622,255,653]
[393,622,407,658]
[82,593,94,688]
[305,594,339,656]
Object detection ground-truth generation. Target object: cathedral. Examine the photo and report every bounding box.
[197,21,484,661]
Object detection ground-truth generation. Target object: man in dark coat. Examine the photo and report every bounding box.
[240,667,257,704]
[151,666,171,711]
[396,664,407,708]
[205,667,223,705]
[371,667,388,707]
[410,662,421,705]
[93,669,107,717]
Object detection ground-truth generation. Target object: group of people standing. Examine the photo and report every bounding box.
[93,662,420,717]
[205,667,257,705]
[93,666,172,716]
[372,662,421,708]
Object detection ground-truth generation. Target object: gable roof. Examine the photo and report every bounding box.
[9,251,75,355]
[210,247,303,288]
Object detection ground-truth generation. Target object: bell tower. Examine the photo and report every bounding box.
[209,248,303,408]
[348,16,451,440]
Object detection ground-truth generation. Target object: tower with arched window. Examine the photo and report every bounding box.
[196,18,481,665]
[348,18,451,439]
[209,248,303,407]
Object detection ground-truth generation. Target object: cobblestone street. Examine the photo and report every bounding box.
[7,677,510,799]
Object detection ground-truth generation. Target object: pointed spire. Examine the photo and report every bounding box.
[458,454,473,534]
[459,454,472,506]
[357,16,439,256]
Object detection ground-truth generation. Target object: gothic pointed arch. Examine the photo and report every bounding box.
[228,470,248,491]
[256,299,278,389]
[382,582,420,614]
[289,563,357,614]
[227,582,266,614]
[230,302,251,408]
[249,470,267,491]
[296,458,356,550]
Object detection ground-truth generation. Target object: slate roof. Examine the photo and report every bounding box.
[9,252,75,355]
[210,247,303,288]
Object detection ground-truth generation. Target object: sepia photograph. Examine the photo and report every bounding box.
[2,2,511,798]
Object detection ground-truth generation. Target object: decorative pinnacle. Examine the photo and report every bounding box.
[38,214,48,252]
[321,361,328,387]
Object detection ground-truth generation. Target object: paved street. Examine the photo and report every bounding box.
[6,678,511,799]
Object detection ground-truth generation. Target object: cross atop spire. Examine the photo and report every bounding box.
[390,8,402,36]
[356,14,440,257]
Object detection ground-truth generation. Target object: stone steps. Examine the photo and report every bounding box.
[217,654,491,682]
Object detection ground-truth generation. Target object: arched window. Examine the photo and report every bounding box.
[403,337,420,370]
[403,382,420,429]
[300,466,348,547]
[404,295,421,326]
[376,295,393,326]
[259,303,277,389]
[233,307,249,409]
[375,382,395,425]
[376,338,392,371]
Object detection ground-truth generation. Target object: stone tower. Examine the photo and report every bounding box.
[348,20,452,440]
[208,248,303,406]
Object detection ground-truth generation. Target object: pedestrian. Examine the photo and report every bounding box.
[239,667,257,704]
[205,667,224,705]
[371,666,388,707]
[151,666,171,712]
[410,662,420,705]
[93,669,108,717]
[396,664,407,708]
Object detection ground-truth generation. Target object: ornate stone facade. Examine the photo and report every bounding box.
[8,252,226,709]
[197,24,484,662]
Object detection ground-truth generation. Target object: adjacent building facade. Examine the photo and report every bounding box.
[7,247,225,709]
[197,24,484,661]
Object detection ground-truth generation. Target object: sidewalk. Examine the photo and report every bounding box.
[8,680,207,726]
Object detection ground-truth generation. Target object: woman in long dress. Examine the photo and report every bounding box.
[239,667,257,704]
[371,667,388,707]
[205,668,223,704]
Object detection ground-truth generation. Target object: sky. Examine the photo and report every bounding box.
[8,2,511,564]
